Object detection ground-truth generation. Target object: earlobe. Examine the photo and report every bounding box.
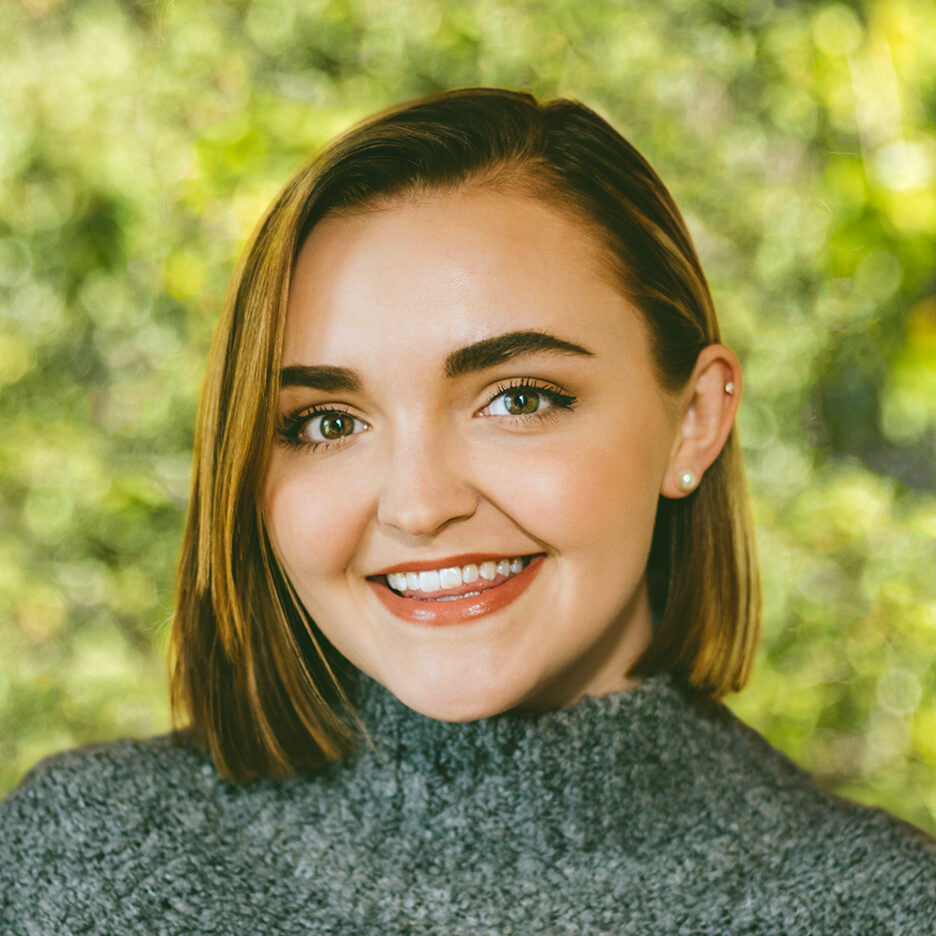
[660,344,741,500]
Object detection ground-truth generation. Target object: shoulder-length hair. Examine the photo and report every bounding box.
[169,87,761,782]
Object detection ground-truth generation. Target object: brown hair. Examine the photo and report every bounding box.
[169,87,761,782]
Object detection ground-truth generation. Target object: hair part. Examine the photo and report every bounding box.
[169,87,761,783]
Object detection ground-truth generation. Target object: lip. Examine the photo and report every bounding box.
[369,552,538,577]
[367,554,546,627]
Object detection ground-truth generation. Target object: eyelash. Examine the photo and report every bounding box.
[276,379,579,453]
[483,378,578,423]
[277,404,359,453]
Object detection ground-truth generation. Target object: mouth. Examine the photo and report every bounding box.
[365,553,547,626]
[370,553,543,600]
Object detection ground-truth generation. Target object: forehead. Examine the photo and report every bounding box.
[282,190,641,374]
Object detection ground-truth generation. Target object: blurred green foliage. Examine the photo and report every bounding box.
[1,0,935,834]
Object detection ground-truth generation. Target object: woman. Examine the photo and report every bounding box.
[2,88,934,934]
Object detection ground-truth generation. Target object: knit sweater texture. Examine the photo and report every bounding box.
[2,670,935,935]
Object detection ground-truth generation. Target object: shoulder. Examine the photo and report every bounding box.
[0,732,215,828]
[679,684,936,929]
[0,732,217,846]
[0,733,347,934]
[0,734,223,933]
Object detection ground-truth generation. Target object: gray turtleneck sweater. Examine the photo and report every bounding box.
[2,671,935,934]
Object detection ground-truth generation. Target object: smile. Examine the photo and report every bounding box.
[385,556,531,599]
[367,554,546,626]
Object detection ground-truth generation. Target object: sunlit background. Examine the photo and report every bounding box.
[1,0,935,835]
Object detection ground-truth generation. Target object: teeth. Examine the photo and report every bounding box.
[418,569,441,592]
[439,567,462,589]
[384,556,531,595]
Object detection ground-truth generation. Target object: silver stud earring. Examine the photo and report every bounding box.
[724,381,735,395]
[676,470,698,492]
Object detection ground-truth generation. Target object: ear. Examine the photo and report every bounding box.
[660,344,742,499]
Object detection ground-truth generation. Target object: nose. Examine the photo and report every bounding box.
[376,431,479,538]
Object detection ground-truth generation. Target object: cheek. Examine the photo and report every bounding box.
[484,416,665,555]
[262,463,370,591]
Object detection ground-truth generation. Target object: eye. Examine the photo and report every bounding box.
[302,410,360,443]
[480,379,578,420]
[278,405,368,451]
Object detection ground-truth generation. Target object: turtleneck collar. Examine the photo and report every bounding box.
[353,670,698,769]
[338,670,721,852]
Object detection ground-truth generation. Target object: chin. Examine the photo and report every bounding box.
[379,670,528,723]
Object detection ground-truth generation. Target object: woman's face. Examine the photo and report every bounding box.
[263,189,684,720]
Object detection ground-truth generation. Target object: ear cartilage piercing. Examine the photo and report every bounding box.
[676,471,698,492]
[724,381,735,395]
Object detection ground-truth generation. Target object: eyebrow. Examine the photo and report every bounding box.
[279,330,595,391]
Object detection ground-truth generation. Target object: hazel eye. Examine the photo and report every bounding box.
[487,387,546,416]
[278,404,370,451]
[480,380,577,421]
[300,410,363,443]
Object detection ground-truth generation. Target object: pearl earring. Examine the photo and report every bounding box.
[676,470,697,492]
[724,381,735,395]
